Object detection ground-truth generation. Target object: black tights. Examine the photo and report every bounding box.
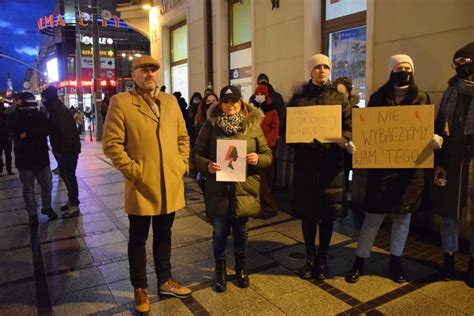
[301,218,334,258]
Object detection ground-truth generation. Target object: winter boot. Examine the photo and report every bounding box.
[299,251,315,280]
[41,208,58,220]
[133,288,150,314]
[389,254,407,283]
[440,252,455,281]
[214,260,227,293]
[235,254,249,288]
[466,255,474,288]
[313,253,328,281]
[345,256,365,283]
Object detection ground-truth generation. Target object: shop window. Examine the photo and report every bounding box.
[322,0,366,106]
[229,0,252,100]
[170,21,188,102]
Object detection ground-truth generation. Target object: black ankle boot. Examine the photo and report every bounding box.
[235,254,249,288]
[440,252,455,281]
[214,260,227,293]
[313,254,328,281]
[299,252,315,280]
[345,256,364,283]
[466,255,474,288]
[389,254,407,283]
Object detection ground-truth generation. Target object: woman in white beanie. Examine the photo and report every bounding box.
[285,53,353,281]
[345,54,441,284]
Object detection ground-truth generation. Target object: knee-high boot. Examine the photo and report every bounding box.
[235,254,249,288]
[214,260,227,292]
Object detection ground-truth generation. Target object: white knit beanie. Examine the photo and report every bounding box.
[307,54,332,78]
[387,54,414,76]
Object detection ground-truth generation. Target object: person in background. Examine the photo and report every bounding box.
[193,91,219,193]
[173,91,188,119]
[286,53,353,281]
[250,84,280,219]
[41,86,81,218]
[102,55,191,314]
[256,73,286,128]
[433,42,474,288]
[345,54,442,284]
[192,85,272,293]
[9,92,57,225]
[187,92,203,147]
[0,102,14,176]
[101,95,110,123]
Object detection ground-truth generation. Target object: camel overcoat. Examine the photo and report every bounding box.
[103,90,190,216]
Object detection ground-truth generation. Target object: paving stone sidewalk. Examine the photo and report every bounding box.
[0,139,473,315]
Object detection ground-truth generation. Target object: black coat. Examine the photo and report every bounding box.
[9,108,50,169]
[364,83,430,214]
[0,111,10,141]
[287,81,352,221]
[46,99,81,155]
[433,78,474,222]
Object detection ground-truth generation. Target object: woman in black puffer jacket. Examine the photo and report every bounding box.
[287,54,353,281]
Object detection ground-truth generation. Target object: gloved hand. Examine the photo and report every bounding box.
[344,141,356,154]
[310,138,322,149]
[430,134,444,150]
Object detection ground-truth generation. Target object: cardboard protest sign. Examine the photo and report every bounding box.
[352,104,434,169]
[285,105,342,143]
[216,139,247,182]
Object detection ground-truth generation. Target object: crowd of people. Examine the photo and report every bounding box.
[1,41,472,314]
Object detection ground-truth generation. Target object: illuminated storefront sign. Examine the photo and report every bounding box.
[38,13,130,31]
[58,79,117,88]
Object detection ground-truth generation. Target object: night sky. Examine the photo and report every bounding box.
[0,0,56,92]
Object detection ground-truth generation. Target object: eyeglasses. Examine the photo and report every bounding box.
[452,57,472,69]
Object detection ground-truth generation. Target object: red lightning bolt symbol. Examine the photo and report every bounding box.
[415,111,421,120]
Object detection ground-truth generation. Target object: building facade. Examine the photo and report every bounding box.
[31,0,151,111]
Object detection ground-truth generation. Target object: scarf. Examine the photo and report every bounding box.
[134,88,160,119]
[437,79,474,135]
[216,111,244,135]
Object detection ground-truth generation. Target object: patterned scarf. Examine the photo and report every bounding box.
[437,79,474,135]
[134,89,160,119]
[216,111,244,135]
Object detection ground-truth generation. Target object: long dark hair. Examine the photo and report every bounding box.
[194,92,218,127]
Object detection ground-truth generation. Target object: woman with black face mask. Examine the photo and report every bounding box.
[433,42,474,288]
[345,54,442,284]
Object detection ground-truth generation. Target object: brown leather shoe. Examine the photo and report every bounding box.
[134,288,150,313]
[159,279,192,298]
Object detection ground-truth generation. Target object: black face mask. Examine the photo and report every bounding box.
[390,70,412,86]
[455,62,474,79]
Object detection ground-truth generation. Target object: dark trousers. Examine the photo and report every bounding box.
[58,152,79,205]
[212,217,249,260]
[301,217,334,257]
[258,147,278,212]
[0,139,13,172]
[128,213,175,289]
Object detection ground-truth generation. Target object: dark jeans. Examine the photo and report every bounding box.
[57,152,79,206]
[0,139,13,172]
[301,217,334,258]
[212,217,249,261]
[128,213,175,289]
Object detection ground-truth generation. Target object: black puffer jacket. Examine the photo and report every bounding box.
[364,83,430,214]
[9,108,50,169]
[286,80,352,221]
